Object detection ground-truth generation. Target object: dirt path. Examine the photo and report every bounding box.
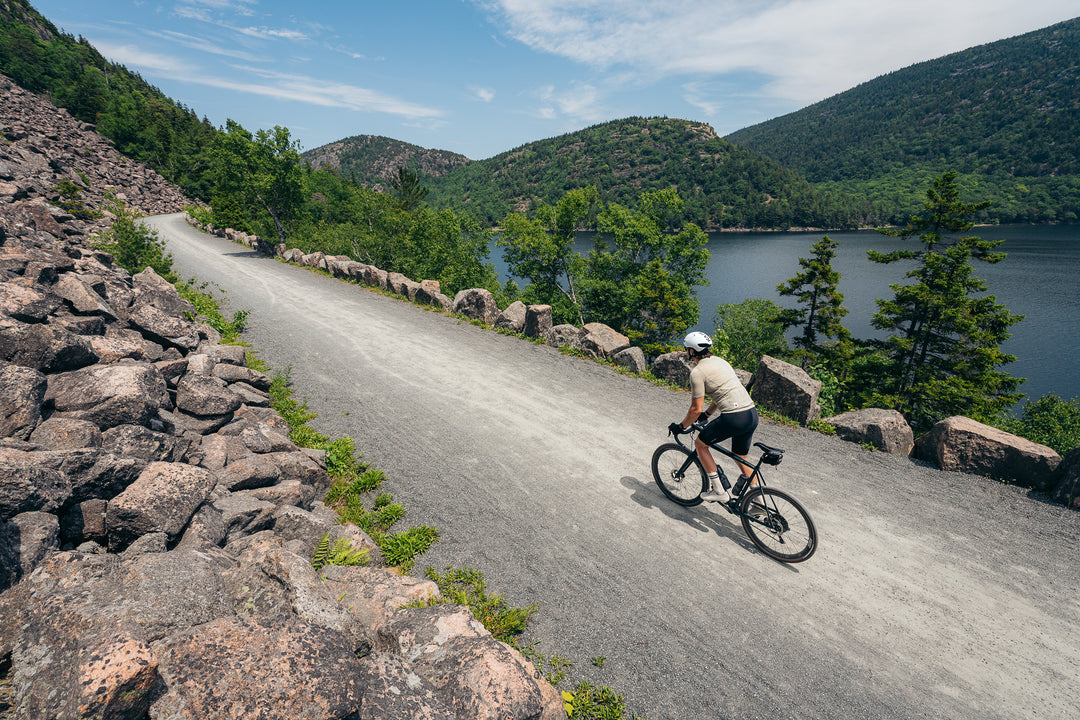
[149,213,1080,720]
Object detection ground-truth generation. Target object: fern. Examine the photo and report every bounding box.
[312,532,331,570]
[312,532,369,570]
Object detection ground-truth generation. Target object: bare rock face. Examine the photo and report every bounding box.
[495,300,527,332]
[826,408,914,455]
[0,446,72,518]
[914,416,1061,488]
[752,355,822,426]
[152,614,365,720]
[544,323,580,349]
[524,304,552,339]
[377,605,565,720]
[0,360,47,439]
[106,462,216,550]
[650,351,694,388]
[452,288,500,325]
[0,319,98,372]
[45,362,169,429]
[577,322,630,360]
[176,373,243,416]
[613,346,647,374]
[1052,447,1080,509]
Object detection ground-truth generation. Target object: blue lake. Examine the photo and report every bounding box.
[492,225,1080,408]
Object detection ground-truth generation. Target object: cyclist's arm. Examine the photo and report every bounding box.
[680,396,711,430]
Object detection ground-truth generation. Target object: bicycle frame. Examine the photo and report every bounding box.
[670,421,771,492]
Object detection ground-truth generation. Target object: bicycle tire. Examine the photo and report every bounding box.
[740,487,817,563]
[651,443,707,506]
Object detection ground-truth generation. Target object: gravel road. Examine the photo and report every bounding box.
[148,213,1080,720]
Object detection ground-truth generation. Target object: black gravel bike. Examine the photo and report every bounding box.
[651,422,817,563]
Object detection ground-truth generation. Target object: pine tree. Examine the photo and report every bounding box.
[776,235,851,369]
[868,171,1024,430]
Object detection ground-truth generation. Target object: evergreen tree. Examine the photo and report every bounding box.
[868,171,1024,430]
[389,165,429,212]
[776,235,851,369]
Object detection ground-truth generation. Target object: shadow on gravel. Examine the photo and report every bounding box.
[620,475,776,562]
[224,250,266,259]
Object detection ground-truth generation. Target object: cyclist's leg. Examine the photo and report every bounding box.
[728,407,760,481]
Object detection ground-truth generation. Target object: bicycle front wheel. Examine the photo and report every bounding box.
[651,443,707,506]
[740,487,817,563]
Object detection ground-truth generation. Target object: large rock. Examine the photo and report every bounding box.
[1051,447,1080,509]
[523,305,552,339]
[50,273,119,317]
[377,605,564,720]
[152,614,364,720]
[132,267,196,317]
[0,446,72,517]
[128,303,201,352]
[30,417,103,450]
[914,416,1061,489]
[827,408,914,455]
[0,282,61,322]
[0,319,98,372]
[752,355,821,426]
[612,346,647,374]
[494,301,527,333]
[106,461,216,550]
[650,351,693,388]
[0,360,47,439]
[544,324,580,349]
[45,361,169,429]
[176,373,243,416]
[577,322,630,359]
[452,288,499,325]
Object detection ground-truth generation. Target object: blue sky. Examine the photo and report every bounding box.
[30,0,1079,160]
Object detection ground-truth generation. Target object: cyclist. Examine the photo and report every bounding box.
[668,331,759,505]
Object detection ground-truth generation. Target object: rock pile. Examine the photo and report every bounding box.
[0,74,563,719]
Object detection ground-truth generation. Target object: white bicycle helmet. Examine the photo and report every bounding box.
[683,331,712,353]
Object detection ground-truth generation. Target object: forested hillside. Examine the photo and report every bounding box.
[725,17,1080,224]
[420,117,873,230]
[0,0,218,199]
[302,135,468,189]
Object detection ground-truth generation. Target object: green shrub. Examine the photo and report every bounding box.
[1003,393,1080,456]
[376,526,439,571]
[422,566,537,643]
[93,198,176,280]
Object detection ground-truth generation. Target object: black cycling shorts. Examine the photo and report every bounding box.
[700,406,759,455]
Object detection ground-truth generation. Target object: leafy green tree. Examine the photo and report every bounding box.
[582,188,709,350]
[211,120,303,243]
[776,235,851,369]
[868,170,1024,430]
[389,165,429,212]
[712,298,788,371]
[1003,394,1080,456]
[497,186,599,325]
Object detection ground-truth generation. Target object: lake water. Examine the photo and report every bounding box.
[492,225,1080,408]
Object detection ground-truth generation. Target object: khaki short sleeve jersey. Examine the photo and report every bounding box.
[689,356,754,414]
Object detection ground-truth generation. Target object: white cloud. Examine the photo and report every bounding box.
[537,82,607,123]
[93,41,199,74]
[473,86,496,102]
[480,0,1080,106]
[145,29,263,62]
[95,41,443,120]
[235,26,309,41]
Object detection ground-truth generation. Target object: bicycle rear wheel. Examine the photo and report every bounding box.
[740,487,817,563]
[651,443,706,506]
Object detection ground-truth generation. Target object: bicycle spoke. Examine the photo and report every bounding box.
[740,488,816,562]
